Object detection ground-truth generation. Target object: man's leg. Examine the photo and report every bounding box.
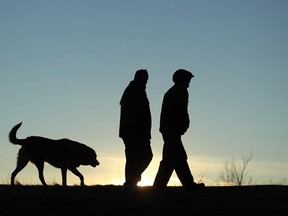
[153,160,174,189]
[175,160,205,189]
[136,139,153,181]
[153,134,177,189]
[175,160,195,188]
[123,138,138,186]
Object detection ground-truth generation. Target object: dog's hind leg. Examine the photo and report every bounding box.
[69,167,84,186]
[61,168,67,186]
[35,161,47,186]
[11,148,29,185]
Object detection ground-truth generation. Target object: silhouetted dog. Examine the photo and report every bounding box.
[9,122,100,186]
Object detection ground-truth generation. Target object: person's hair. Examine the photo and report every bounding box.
[134,69,148,83]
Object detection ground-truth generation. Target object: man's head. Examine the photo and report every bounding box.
[173,69,194,87]
[134,69,149,85]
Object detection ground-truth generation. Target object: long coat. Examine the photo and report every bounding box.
[119,81,151,139]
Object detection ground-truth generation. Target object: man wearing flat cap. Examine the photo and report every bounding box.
[153,69,204,190]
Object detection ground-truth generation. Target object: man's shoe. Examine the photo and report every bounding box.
[186,182,205,191]
[123,182,138,191]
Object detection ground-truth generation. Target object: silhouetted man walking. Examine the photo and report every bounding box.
[119,69,153,189]
[153,69,204,190]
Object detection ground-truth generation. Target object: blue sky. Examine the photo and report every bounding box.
[1,0,287,186]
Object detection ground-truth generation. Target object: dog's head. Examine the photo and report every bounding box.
[83,148,100,167]
[72,142,100,167]
[89,150,100,167]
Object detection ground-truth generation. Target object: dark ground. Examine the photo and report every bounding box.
[0,185,287,216]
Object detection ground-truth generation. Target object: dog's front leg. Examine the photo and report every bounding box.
[61,168,67,186]
[35,162,47,186]
[69,167,84,186]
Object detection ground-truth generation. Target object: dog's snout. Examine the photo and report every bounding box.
[92,160,100,167]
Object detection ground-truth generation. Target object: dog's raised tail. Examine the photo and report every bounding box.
[9,122,23,145]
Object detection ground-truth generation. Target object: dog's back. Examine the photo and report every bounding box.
[41,138,98,168]
[19,136,58,164]
[18,137,98,168]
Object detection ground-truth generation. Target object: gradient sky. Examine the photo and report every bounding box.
[1,0,287,186]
